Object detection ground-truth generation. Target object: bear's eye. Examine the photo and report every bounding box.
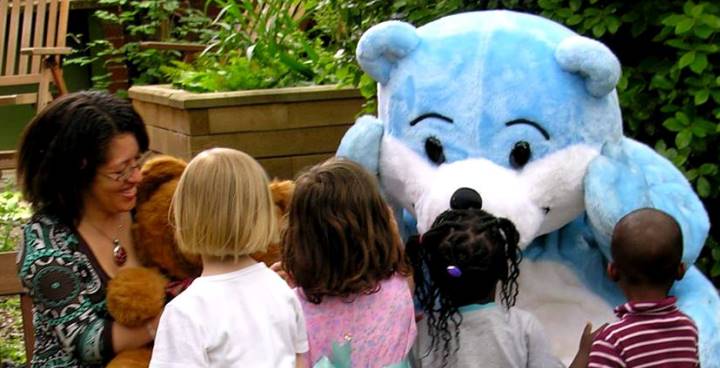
[425,137,445,165]
[509,141,531,168]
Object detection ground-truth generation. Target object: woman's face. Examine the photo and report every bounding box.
[84,133,144,215]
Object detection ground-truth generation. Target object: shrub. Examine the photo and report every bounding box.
[0,186,31,253]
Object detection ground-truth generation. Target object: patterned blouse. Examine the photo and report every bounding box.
[17,214,114,367]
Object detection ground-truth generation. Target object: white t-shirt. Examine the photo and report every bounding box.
[150,262,309,368]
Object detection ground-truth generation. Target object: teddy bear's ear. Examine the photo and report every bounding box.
[137,155,187,206]
[555,36,621,98]
[269,179,295,213]
[357,20,421,85]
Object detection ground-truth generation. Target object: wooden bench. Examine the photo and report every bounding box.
[0,251,34,366]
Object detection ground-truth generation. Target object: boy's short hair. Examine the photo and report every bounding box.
[611,208,683,288]
[171,148,277,260]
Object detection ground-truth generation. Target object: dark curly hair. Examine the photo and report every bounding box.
[16,91,149,225]
[282,158,410,304]
[407,208,522,367]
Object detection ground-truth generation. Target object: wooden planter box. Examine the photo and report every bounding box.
[128,84,364,179]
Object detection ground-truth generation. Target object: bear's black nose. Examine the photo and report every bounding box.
[450,188,483,210]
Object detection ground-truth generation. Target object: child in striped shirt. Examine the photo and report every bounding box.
[587,208,699,368]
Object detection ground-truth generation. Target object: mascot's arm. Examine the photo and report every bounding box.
[336,115,384,175]
[584,137,709,265]
[585,137,720,367]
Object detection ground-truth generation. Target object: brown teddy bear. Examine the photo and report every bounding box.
[105,155,294,368]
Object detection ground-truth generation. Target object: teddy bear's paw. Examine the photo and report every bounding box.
[584,137,709,261]
[107,267,168,327]
[107,348,152,368]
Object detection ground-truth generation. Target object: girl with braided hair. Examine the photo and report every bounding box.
[408,207,563,368]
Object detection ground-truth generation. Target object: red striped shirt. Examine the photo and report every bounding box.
[588,296,699,368]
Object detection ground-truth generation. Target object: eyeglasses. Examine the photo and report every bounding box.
[99,151,152,182]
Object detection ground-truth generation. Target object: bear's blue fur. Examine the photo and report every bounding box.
[338,10,719,365]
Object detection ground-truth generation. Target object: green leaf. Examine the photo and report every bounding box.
[606,16,621,34]
[592,23,606,37]
[690,3,704,17]
[683,1,695,16]
[697,176,711,197]
[678,51,696,69]
[712,262,720,278]
[694,44,719,53]
[556,8,572,18]
[693,24,715,39]
[700,14,720,28]
[672,151,688,167]
[676,129,693,149]
[689,53,708,74]
[675,18,695,34]
[650,75,674,90]
[699,163,718,176]
[713,247,720,261]
[675,111,691,125]
[662,14,685,26]
[694,89,710,105]
[663,117,685,132]
[712,90,720,104]
[567,14,583,26]
[569,0,581,12]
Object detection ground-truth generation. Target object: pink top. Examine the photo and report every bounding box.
[297,274,417,367]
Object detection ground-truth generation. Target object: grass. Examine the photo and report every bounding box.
[1,174,29,366]
[0,296,26,366]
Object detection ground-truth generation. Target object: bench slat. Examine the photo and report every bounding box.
[0,251,23,295]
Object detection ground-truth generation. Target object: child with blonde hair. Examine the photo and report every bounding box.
[281,158,416,367]
[150,148,308,367]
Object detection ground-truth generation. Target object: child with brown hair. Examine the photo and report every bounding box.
[149,148,308,368]
[281,158,416,367]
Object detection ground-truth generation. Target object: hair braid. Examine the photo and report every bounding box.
[408,208,523,367]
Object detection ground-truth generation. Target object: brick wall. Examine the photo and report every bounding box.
[100,21,129,93]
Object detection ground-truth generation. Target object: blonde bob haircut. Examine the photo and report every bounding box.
[171,148,277,260]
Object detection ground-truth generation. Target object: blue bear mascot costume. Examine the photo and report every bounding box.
[337,10,719,365]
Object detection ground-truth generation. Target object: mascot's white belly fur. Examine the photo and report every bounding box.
[517,260,615,363]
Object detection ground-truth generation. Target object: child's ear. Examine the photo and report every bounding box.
[607,262,620,282]
[675,262,687,280]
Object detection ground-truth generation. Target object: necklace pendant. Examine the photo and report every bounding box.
[113,239,127,266]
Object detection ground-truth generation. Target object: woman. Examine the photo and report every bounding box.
[16,91,159,367]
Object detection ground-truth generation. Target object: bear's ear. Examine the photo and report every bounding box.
[356,21,421,85]
[269,179,295,213]
[137,155,187,206]
[555,36,621,98]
